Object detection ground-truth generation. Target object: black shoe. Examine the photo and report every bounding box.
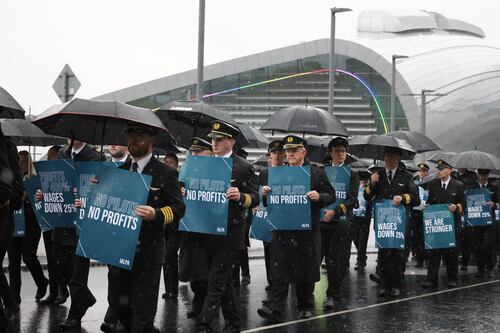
[460,266,468,271]
[323,296,334,309]
[299,309,314,319]
[377,289,388,297]
[35,279,49,301]
[421,281,438,289]
[58,318,81,330]
[265,284,272,291]
[100,322,115,333]
[354,263,366,271]
[447,281,457,288]
[240,275,251,286]
[390,288,401,297]
[39,294,57,305]
[369,274,381,284]
[257,306,282,323]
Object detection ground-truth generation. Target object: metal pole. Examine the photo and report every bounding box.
[196,0,205,102]
[63,73,69,103]
[421,90,427,136]
[328,10,336,115]
[390,57,396,131]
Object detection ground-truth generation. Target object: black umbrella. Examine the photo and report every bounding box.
[385,131,441,153]
[0,119,66,146]
[32,98,176,150]
[237,123,269,149]
[0,87,25,119]
[428,150,455,164]
[450,150,500,170]
[349,134,416,160]
[260,105,348,137]
[156,101,248,148]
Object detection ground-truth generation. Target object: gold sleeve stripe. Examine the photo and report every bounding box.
[339,204,347,214]
[161,206,174,224]
[457,203,463,214]
[243,194,252,208]
[365,185,371,195]
[404,194,411,204]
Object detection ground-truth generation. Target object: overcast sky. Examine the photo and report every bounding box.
[2,0,499,115]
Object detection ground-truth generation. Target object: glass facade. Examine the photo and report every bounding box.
[129,54,409,136]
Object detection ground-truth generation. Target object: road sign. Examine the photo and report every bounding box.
[52,64,81,103]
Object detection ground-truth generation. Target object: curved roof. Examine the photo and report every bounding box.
[95,10,500,155]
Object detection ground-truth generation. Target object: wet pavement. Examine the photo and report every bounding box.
[8,253,500,332]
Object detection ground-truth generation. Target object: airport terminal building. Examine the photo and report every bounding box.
[96,10,500,157]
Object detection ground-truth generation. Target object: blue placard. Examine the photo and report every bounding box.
[178,155,189,183]
[353,186,366,217]
[249,186,273,242]
[414,186,429,211]
[423,204,456,249]
[322,165,351,221]
[267,166,311,231]
[13,207,25,237]
[374,200,406,249]
[76,167,152,270]
[24,176,51,232]
[75,162,118,234]
[179,156,232,236]
[34,160,77,229]
[465,188,492,227]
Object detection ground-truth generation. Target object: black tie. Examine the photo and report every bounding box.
[442,183,446,190]
[131,162,139,173]
[71,152,77,159]
[387,171,393,183]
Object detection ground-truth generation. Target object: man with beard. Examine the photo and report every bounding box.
[257,135,335,322]
[107,124,185,332]
[108,145,130,163]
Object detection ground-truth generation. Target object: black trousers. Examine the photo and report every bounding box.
[474,225,497,272]
[7,234,47,300]
[411,210,425,264]
[42,231,59,296]
[190,280,207,314]
[351,216,371,265]
[321,223,351,298]
[197,248,239,330]
[51,243,75,296]
[269,281,315,313]
[0,242,14,309]
[163,229,180,297]
[68,255,95,320]
[427,248,458,283]
[108,263,162,332]
[263,241,271,285]
[379,249,405,290]
[461,227,475,266]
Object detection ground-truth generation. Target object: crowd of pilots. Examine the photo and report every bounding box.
[0,119,499,333]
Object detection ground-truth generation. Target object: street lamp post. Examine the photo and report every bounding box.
[196,0,206,102]
[328,7,352,115]
[420,89,435,136]
[390,54,409,131]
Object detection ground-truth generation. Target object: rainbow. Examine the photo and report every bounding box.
[200,68,389,133]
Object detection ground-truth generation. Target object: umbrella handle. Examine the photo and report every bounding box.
[99,118,107,163]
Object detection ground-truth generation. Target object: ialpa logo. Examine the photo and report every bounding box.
[119,258,130,266]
